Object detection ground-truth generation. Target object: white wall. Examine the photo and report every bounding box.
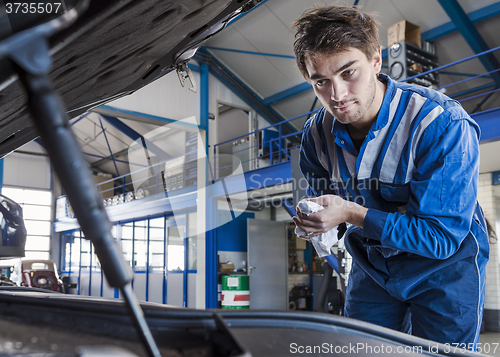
[257,115,277,131]
[253,205,292,222]
[209,71,252,154]
[478,174,499,310]
[3,141,51,190]
[480,141,500,174]
[109,70,201,124]
[478,173,500,331]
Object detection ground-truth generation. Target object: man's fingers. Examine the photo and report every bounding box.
[297,231,322,239]
[297,235,313,241]
[305,212,324,222]
[293,217,323,236]
[295,208,323,222]
[296,210,305,218]
[296,211,325,224]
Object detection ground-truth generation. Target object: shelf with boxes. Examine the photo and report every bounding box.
[389,41,439,88]
[387,20,439,88]
[287,224,309,274]
[287,223,324,275]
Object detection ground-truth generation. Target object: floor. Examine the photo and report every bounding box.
[479,333,500,356]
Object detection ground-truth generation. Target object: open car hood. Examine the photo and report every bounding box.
[0,0,257,157]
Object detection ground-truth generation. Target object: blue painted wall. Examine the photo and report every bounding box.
[216,211,255,252]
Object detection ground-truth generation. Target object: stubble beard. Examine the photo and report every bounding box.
[328,75,377,125]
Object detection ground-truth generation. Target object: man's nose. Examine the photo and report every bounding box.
[331,81,348,102]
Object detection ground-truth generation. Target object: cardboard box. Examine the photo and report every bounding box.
[94,174,114,199]
[409,63,423,73]
[296,236,307,250]
[388,20,421,48]
[219,263,235,272]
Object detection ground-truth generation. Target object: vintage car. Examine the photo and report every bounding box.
[10,259,64,292]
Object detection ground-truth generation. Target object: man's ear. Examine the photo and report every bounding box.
[373,47,382,74]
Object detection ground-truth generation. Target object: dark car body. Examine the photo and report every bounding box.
[0,289,486,357]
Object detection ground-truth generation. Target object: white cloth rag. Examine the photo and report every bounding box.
[294,201,338,257]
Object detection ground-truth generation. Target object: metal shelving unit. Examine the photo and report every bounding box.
[388,40,439,88]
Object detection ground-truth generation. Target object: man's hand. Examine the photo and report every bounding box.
[292,195,368,238]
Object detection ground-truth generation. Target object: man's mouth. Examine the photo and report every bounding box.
[333,101,355,112]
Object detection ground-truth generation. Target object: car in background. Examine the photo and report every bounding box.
[0,275,15,286]
[10,259,64,293]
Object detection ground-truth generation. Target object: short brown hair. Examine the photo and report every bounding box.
[293,5,381,80]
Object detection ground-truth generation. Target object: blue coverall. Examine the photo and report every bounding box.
[299,73,489,349]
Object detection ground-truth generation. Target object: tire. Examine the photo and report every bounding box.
[32,273,55,290]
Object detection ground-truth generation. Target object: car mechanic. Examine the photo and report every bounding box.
[291,5,489,350]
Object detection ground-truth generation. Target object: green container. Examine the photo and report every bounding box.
[221,275,250,309]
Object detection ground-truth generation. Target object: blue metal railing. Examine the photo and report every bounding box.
[213,109,319,179]
[404,44,500,107]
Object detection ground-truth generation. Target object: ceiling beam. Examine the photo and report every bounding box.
[99,115,171,166]
[90,147,130,168]
[100,115,144,142]
[448,82,496,99]
[458,87,500,104]
[437,0,500,88]
[93,105,200,131]
[263,82,311,106]
[90,115,144,168]
[86,151,130,166]
[439,71,492,79]
[471,92,495,114]
[98,117,121,177]
[471,106,500,143]
[423,2,500,42]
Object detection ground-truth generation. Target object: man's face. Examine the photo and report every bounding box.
[305,48,382,127]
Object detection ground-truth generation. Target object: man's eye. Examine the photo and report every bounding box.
[343,69,355,77]
[315,80,327,86]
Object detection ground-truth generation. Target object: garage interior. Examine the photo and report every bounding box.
[2,0,500,354]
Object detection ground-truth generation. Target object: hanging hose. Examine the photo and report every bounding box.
[314,262,333,313]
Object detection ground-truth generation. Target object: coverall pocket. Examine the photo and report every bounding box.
[441,152,470,209]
